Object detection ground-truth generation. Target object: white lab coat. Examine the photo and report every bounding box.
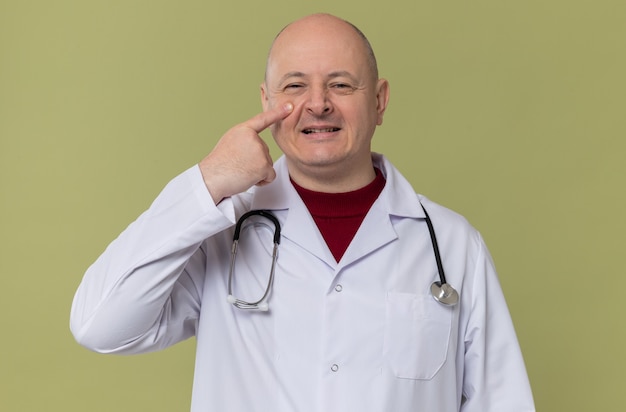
[70,153,535,411]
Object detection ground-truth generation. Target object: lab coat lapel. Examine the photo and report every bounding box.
[250,156,337,266]
[282,200,337,266]
[336,202,397,269]
[337,154,426,268]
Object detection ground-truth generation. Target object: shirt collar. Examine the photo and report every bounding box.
[250,153,426,219]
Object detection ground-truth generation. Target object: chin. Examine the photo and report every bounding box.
[299,151,355,170]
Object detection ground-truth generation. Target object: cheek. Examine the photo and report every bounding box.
[271,116,297,139]
[273,102,305,132]
[269,110,298,141]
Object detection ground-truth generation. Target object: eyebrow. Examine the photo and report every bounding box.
[277,70,359,85]
[278,71,306,84]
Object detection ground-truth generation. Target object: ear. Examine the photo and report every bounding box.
[375,78,390,125]
[260,83,269,112]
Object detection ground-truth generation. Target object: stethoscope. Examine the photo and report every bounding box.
[227,204,459,311]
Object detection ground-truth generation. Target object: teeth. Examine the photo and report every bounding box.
[304,128,339,134]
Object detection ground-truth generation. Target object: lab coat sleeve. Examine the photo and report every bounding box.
[461,234,535,411]
[70,165,236,354]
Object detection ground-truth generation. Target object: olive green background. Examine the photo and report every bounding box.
[1,0,624,410]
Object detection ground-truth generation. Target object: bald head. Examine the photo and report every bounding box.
[258,13,390,191]
[265,14,379,83]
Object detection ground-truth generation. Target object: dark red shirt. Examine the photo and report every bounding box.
[292,169,386,262]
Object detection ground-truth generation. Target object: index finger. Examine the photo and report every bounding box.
[245,103,294,133]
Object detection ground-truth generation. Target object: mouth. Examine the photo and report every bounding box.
[302,127,341,135]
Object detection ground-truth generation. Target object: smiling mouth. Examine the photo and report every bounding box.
[302,128,341,134]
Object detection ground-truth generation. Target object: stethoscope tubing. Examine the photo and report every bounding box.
[420,204,448,286]
[228,210,281,310]
[227,203,459,310]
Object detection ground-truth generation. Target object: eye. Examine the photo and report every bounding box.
[330,83,356,94]
[282,83,306,94]
[284,83,305,90]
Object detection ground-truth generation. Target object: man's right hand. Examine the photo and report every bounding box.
[199,103,293,204]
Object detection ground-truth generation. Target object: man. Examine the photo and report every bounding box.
[71,13,535,411]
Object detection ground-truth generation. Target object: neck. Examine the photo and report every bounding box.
[286,158,377,193]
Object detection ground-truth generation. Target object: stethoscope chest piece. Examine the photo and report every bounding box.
[431,281,459,306]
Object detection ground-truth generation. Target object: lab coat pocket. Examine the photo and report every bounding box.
[383,292,452,380]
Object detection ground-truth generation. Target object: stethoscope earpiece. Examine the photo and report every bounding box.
[431,281,459,306]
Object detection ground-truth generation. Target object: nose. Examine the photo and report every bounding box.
[304,85,333,116]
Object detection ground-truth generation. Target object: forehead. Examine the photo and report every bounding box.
[266,16,371,83]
